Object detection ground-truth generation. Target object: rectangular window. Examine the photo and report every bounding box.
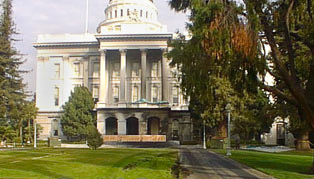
[146,11,148,18]
[110,11,112,19]
[93,62,100,77]
[113,86,119,103]
[115,25,121,31]
[115,10,117,18]
[55,63,60,78]
[172,86,179,104]
[140,10,143,17]
[132,86,139,102]
[73,62,80,77]
[127,9,130,16]
[152,86,158,103]
[151,62,158,77]
[132,62,139,77]
[54,130,58,136]
[113,63,120,77]
[54,87,59,106]
[121,9,123,16]
[93,86,99,99]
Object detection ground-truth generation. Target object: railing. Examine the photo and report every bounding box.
[103,135,166,142]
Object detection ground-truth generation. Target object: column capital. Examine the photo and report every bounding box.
[140,48,148,54]
[83,55,89,60]
[99,49,107,55]
[119,48,127,55]
[37,56,45,61]
[161,48,168,53]
[63,56,69,61]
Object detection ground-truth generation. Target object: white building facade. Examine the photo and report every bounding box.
[34,0,192,142]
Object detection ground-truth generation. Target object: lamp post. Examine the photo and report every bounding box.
[203,120,206,149]
[226,103,232,156]
[34,120,37,148]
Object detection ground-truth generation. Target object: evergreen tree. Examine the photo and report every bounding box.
[61,87,96,141]
[86,125,103,150]
[0,0,37,143]
[169,0,314,150]
[168,0,271,140]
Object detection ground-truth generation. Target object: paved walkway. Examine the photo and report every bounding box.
[180,148,274,179]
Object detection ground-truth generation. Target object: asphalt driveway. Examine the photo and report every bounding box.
[180,148,274,179]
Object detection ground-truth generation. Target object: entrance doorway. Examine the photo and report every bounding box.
[106,117,118,135]
[126,117,139,135]
[147,117,160,135]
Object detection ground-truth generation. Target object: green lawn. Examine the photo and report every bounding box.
[0,148,178,179]
[212,149,314,179]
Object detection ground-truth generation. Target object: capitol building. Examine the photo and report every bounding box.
[34,0,193,143]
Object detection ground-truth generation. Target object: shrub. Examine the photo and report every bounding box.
[86,126,103,150]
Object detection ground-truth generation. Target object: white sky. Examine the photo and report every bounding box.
[12,0,189,94]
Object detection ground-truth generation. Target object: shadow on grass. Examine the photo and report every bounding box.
[67,149,177,171]
[0,159,72,179]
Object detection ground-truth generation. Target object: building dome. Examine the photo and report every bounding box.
[97,0,167,34]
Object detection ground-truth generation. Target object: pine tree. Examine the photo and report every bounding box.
[0,0,32,142]
[86,125,103,150]
[61,87,96,141]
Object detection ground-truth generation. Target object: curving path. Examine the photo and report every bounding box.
[180,148,274,179]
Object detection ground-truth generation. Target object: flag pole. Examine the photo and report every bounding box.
[85,0,89,33]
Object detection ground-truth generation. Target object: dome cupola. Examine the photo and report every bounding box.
[97,0,167,34]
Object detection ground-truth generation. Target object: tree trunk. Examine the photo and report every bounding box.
[296,130,311,150]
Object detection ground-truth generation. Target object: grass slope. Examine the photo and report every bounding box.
[0,148,177,179]
[212,149,314,179]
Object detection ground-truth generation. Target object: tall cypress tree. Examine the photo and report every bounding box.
[0,0,31,141]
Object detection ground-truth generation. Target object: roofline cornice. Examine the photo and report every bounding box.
[95,33,173,41]
[33,41,99,48]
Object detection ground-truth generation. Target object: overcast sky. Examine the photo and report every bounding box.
[12,0,189,94]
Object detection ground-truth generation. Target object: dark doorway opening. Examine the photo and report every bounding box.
[106,117,118,135]
[126,117,139,135]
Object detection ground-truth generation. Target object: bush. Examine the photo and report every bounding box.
[86,126,103,150]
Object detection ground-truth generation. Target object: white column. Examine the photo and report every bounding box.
[161,49,169,101]
[140,49,147,100]
[99,50,108,104]
[119,49,127,103]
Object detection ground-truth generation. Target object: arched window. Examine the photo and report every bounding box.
[106,118,118,135]
[147,117,160,135]
[126,117,139,135]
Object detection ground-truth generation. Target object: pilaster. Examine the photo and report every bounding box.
[161,48,169,101]
[140,49,147,100]
[118,119,127,135]
[83,55,89,87]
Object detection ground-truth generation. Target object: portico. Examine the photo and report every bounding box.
[97,46,169,108]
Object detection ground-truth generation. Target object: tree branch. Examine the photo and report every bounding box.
[283,0,297,80]
[259,82,297,106]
